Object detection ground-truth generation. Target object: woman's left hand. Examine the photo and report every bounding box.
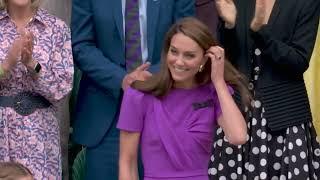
[20,30,35,69]
[206,46,225,85]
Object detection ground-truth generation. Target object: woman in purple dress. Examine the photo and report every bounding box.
[117,17,250,180]
[0,0,73,179]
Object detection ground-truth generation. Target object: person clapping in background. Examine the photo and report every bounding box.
[0,0,73,179]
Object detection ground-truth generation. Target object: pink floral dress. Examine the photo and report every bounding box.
[0,9,73,179]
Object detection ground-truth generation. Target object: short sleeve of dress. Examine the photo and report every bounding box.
[212,85,235,120]
[117,87,148,132]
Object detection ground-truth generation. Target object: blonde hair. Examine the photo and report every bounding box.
[0,162,33,180]
[0,0,41,10]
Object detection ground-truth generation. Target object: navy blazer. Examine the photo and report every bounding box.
[71,0,194,147]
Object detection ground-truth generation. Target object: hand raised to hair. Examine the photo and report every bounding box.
[206,46,225,85]
[215,0,237,29]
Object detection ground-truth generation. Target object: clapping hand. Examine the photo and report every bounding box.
[250,0,268,31]
[20,30,35,69]
[215,0,237,28]
[2,38,23,73]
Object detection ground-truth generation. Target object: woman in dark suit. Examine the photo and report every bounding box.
[209,0,320,179]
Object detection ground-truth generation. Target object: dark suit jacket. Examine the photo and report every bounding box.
[220,0,320,131]
[71,0,194,147]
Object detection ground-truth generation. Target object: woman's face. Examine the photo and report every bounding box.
[167,33,206,89]
[7,0,32,8]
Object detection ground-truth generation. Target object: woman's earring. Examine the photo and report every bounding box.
[198,65,204,72]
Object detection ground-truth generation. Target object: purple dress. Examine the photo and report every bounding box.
[117,84,233,180]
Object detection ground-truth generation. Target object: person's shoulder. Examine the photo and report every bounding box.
[36,8,70,31]
[305,0,320,8]
[126,87,144,96]
[292,0,320,17]
[298,0,319,4]
[289,0,319,9]
[125,87,153,101]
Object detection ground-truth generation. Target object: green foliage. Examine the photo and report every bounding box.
[72,148,86,180]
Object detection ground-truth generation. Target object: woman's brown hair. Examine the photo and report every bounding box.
[132,17,250,106]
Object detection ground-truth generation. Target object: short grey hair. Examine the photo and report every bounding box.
[0,0,41,10]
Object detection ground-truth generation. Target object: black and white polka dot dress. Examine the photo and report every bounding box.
[208,47,320,180]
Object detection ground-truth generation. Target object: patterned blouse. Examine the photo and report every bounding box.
[0,8,73,179]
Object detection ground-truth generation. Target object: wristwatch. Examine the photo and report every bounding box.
[33,62,42,73]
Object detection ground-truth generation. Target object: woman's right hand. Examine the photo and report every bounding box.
[215,0,237,28]
[2,38,23,72]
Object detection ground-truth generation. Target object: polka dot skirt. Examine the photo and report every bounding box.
[208,105,320,179]
[208,48,320,180]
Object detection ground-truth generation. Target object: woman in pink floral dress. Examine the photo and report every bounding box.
[0,0,73,179]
